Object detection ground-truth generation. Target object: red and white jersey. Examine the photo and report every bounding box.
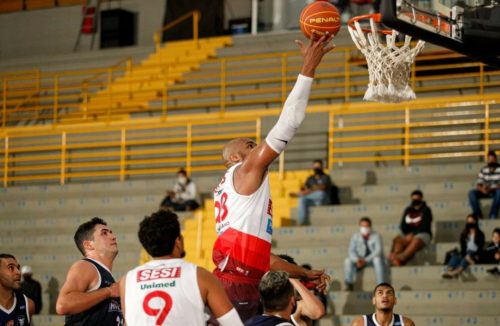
[212,162,273,281]
[124,259,205,326]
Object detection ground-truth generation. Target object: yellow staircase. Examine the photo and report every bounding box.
[73,36,232,122]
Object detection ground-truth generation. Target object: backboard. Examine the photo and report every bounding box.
[380,0,500,66]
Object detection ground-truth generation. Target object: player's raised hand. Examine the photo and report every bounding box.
[295,30,335,77]
[304,269,331,295]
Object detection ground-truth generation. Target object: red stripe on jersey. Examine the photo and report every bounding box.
[213,227,271,280]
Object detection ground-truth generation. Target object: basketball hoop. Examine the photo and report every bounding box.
[348,13,425,103]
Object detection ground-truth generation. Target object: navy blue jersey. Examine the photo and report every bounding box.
[65,258,123,326]
[364,313,404,326]
[0,291,30,326]
[245,314,294,326]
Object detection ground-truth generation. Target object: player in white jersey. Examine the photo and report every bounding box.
[351,283,415,326]
[120,210,242,326]
[213,31,335,321]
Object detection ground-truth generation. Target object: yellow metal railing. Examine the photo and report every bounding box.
[154,10,201,52]
[2,44,499,127]
[1,93,500,187]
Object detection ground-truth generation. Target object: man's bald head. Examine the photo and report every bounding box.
[222,138,257,168]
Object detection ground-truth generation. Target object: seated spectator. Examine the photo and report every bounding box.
[480,227,500,276]
[344,217,386,291]
[468,150,500,219]
[21,265,42,314]
[442,214,485,278]
[160,168,200,211]
[245,270,324,326]
[291,160,332,225]
[389,190,433,266]
[277,255,327,326]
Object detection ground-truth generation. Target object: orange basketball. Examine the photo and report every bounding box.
[299,1,341,39]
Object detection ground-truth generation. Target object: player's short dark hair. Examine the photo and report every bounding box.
[277,254,297,265]
[74,217,107,256]
[313,159,323,167]
[139,210,180,258]
[411,190,423,198]
[373,282,395,296]
[259,271,294,312]
[359,217,372,225]
[0,253,16,263]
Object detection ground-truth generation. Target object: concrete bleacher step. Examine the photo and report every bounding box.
[273,220,500,248]
[328,162,482,186]
[324,290,499,316]
[318,315,500,326]
[294,200,476,224]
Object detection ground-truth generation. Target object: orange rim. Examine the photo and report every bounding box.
[347,13,393,35]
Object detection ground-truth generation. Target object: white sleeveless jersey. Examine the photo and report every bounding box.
[212,162,273,280]
[124,259,205,326]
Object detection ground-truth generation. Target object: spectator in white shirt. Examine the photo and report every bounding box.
[161,169,200,211]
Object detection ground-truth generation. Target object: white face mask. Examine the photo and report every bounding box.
[177,177,187,185]
[360,226,371,236]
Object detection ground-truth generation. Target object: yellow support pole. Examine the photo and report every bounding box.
[2,79,6,128]
[220,59,226,116]
[107,68,113,122]
[53,75,59,123]
[479,63,484,95]
[127,57,132,100]
[328,113,335,170]
[404,107,410,167]
[60,132,66,185]
[186,123,192,175]
[3,136,8,188]
[256,118,261,145]
[193,11,199,41]
[162,65,169,120]
[83,82,88,120]
[484,103,490,157]
[120,128,126,182]
[281,54,287,105]
[344,49,350,102]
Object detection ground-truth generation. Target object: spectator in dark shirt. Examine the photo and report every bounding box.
[292,160,332,225]
[389,190,433,266]
[20,265,42,314]
[480,227,500,276]
[442,214,485,278]
[468,150,500,219]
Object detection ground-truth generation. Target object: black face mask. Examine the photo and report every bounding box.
[488,162,499,168]
[313,168,323,175]
[411,199,422,207]
[465,222,476,230]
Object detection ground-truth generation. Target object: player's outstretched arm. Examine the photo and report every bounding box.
[197,267,243,326]
[289,278,325,320]
[56,260,118,315]
[234,33,335,195]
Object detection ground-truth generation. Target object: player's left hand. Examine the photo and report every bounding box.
[304,269,331,295]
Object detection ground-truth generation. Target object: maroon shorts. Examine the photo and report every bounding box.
[214,270,261,322]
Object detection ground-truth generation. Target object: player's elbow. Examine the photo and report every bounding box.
[56,299,72,315]
[308,304,326,320]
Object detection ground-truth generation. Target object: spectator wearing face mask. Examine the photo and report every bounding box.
[468,150,500,219]
[479,227,500,276]
[442,214,485,278]
[388,190,433,266]
[160,169,200,211]
[291,160,332,225]
[344,217,386,291]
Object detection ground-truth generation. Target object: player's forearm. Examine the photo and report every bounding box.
[270,253,308,279]
[289,279,325,319]
[56,287,111,315]
[265,75,313,154]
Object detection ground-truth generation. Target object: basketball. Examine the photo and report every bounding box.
[299,1,341,39]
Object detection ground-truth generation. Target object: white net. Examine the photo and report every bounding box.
[348,18,426,103]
